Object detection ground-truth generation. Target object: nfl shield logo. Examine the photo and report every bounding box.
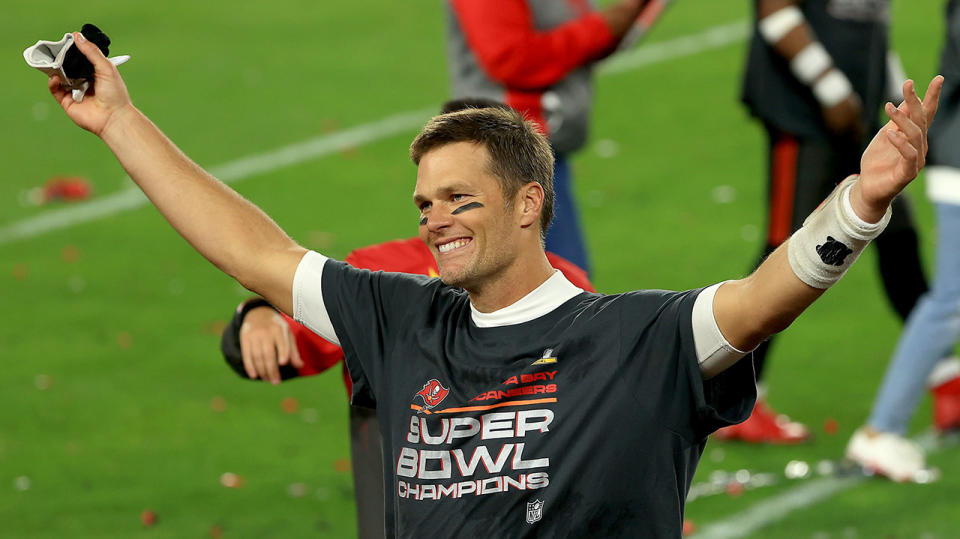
[526,499,544,524]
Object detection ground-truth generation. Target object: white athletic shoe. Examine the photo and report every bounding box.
[845,427,926,482]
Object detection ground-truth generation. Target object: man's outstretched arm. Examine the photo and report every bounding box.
[48,32,305,314]
[704,77,944,377]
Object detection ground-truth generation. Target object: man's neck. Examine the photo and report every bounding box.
[467,252,555,313]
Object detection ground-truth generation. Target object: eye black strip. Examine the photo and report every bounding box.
[451,202,484,215]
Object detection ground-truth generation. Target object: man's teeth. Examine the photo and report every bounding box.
[438,239,470,253]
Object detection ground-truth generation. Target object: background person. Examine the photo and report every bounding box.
[446,0,660,273]
[846,0,960,482]
[720,0,939,443]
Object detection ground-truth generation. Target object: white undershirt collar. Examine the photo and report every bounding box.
[469,270,584,328]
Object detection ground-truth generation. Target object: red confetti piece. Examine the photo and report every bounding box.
[201,320,228,336]
[320,118,341,133]
[141,510,157,526]
[210,397,228,413]
[339,145,359,159]
[823,417,839,435]
[333,459,351,474]
[12,263,28,281]
[210,525,223,538]
[725,481,744,497]
[42,176,91,202]
[116,332,133,349]
[682,519,696,536]
[61,245,81,263]
[281,397,299,414]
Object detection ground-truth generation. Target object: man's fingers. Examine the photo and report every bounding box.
[886,130,919,172]
[71,32,114,72]
[885,101,922,143]
[921,75,945,126]
[240,335,259,379]
[47,76,72,107]
[901,79,924,125]
[260,340,281,385]
[275,326,291,366]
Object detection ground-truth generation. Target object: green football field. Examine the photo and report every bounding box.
[3,1,956,537]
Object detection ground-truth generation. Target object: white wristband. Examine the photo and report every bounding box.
[787,176,891,289]
[813,68,854,107]
[791,42,832,85]
[759,5,804,44]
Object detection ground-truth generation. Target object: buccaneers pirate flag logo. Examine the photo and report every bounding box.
[414,379,450,409]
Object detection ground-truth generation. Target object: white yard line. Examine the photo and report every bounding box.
[0,20,749,246]
[692,431,944,539]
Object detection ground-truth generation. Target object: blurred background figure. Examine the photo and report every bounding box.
[717,0,934,443]
[846,0,960,482]
[445,0,661,273]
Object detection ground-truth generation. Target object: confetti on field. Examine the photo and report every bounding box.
[281,397,300,414]
[785,460,811,479]
[34,374,52,390]
[711,185,737,204]
[287,482,308,498]
[333,458,351,474]
[220,472,244,489]
[116,332,133,349]
[210,396,228,413]
[724,481,744,497]
[140,509,157,526]
[210,525,223,538]
[320,118,341,133]
[61,245,81,262]
[68,275,86,293]
[301,408,319,424]
[12,263,29,280]
[682,519,696,536]
[307,231,336,250]
[27,176,92,205]
[593,138,620,159]
[13,476,31,491]
[823,417,839,435]
[201,320,228,336]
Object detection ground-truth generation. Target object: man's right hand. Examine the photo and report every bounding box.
[240,306,304,385]
[48,31,133,137]
[821,93,866,140]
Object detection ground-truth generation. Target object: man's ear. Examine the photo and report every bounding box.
[518,181,545,230]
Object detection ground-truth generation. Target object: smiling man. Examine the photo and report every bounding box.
[46,31,942,537]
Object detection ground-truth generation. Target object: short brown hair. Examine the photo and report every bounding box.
[410,107,555,241]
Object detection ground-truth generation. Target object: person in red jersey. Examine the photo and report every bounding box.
[220,237,593,538]
[446,0,664,273]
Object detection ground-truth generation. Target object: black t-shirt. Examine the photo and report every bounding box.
[742,0,889,139]
[319,260,755,538]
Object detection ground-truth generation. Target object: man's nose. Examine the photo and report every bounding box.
[426,208,453,231]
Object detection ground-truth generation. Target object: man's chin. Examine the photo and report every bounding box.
[437,267,473,289]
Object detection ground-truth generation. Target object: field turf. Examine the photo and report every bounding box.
[2,1,955,537]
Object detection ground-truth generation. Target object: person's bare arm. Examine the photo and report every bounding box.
[48,32,305,314]
[712,77,943,355]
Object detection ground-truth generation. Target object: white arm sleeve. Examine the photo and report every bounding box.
[691,283,749,379]
[292,250,341,346]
